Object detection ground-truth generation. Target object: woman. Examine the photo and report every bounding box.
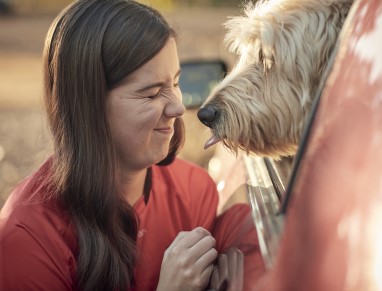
[0,0,248,290]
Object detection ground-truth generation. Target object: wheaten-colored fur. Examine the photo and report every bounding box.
[200,0,353,159]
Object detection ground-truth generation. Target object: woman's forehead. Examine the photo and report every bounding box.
[121,38,180,85]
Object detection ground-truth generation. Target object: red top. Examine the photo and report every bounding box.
[0,158,264,290]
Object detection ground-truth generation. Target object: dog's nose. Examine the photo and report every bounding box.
[197,106,217,128]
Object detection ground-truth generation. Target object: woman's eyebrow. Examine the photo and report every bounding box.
[136,69,181,93]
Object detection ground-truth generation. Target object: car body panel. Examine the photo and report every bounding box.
[257,0,382,289]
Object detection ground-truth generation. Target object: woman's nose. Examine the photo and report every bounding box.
[164,94,186,118]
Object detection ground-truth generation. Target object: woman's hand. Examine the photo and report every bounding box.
[209,248,244,291]
[156,227,218,291]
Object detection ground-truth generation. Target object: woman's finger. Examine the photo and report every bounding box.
[226,248,237,279]
[199,263,215,290]
[210,264,220,289]
[211,253,229,290]
[218,253,229,281]
[195,247,219,272]
[165,227,211,258]
[173,227,212,250]
[226,248,244,291]
[188,233,216,260]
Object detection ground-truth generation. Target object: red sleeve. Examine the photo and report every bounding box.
[212,204,266,290]
[0,225,73,291]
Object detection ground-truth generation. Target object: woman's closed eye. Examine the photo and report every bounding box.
[147,83,179,99]
[148,90,161,99]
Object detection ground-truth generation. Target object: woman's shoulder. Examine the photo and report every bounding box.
[0,159,76,255]
[0,165,77,289]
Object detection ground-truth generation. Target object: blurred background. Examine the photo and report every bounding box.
[0,0,241,207]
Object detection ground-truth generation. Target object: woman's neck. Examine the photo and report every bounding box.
[118,168,148,206]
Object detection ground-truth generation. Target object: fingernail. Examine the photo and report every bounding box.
[196,227,210,235]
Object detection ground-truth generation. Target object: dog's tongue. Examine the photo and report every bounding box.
[204,135,221,149]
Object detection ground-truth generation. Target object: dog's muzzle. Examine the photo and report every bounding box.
[197,106,218,128]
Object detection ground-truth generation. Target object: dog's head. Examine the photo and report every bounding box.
[198,0,353,159]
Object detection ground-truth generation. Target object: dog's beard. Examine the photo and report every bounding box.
[202,64,305,159]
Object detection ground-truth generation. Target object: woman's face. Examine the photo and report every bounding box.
[106,38,185,172]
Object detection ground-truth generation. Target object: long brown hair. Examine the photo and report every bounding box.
[43,0,184,290]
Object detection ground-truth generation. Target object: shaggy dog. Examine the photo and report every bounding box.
[198,0,353,161]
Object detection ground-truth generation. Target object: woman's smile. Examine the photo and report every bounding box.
[154,126,174,135]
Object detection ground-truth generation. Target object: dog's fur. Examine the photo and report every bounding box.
[199,0,353,161]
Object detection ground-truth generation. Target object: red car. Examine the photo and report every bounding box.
[181,0,382,289]
[258,0,382,289]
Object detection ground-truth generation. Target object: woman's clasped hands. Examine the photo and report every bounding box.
[157,227,244,291]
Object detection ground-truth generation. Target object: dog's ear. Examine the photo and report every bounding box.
[224,1,275,69]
